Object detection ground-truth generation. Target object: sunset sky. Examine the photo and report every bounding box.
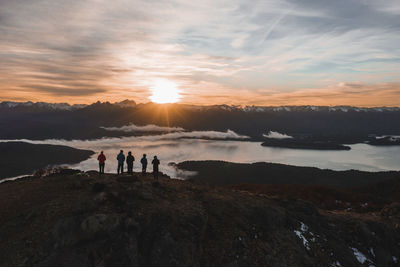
[1,0,399,106]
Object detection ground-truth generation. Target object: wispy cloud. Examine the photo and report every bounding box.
[0,129,249,144]
[263,131,293,139]
[101,124,184,133]
[0,0,399,105]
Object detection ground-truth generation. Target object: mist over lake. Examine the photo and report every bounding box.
[5,136,400,179]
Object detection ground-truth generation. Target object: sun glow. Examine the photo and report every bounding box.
[149,79,182,104]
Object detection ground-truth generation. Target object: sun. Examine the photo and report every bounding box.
[149,79,182,104]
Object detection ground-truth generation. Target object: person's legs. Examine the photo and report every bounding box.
[142,166,146,175]
[117,163,121,174]
[99,163,102,173]
[100,163,104,173]
[127,164,132,174]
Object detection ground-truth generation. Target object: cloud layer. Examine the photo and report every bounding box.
[101,124,185,133]
[0,0,399,105]
[263,131,293,139]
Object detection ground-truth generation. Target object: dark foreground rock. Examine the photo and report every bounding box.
[0,171,399,266]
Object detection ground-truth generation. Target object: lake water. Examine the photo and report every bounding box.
[6,136,400,179]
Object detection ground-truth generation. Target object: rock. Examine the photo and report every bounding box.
[381,202,400,218]
[92,182,106,192]
[2,171,400,267]
[117,175,139,183]
[138,190,154,200]
[80,214,121,236]
[58,169,81,176]
[85,170,99,176]
[52,217,82,247]
[93,191,107,204]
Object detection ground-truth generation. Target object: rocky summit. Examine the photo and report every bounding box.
[1,170,399,267]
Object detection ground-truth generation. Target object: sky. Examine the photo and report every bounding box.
[0,0,400,106]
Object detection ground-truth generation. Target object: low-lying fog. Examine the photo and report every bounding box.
[4,130,400,179]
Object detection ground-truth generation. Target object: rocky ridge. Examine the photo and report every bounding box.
[1,170,399,266]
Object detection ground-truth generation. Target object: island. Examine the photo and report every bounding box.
[0,141,94,179]
[261,138,351,150]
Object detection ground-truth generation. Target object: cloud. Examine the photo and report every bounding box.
[0,0,399,105]
[263,131,293,139]
[156,130,249,140]
[0,130,249,147]
[101,124,185,132]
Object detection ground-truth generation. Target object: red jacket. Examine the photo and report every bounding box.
[98,153,106,163]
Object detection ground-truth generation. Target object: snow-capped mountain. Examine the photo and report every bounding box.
[1,99,400,140]
[1,100,399,113]
[241,105,400,113]
[0,101,87,110]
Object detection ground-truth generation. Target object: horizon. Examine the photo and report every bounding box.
[2,98,400,109]
[1,1,400,106]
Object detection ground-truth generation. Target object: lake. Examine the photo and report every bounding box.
[6,136,400,179]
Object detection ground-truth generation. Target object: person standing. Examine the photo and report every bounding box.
[97,151,106,174]
[140,154,148,176]
[151,155,160,180]
[126,151,135,174]
[117,150,125,175]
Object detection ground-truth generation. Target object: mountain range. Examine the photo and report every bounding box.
[1,100,400,141]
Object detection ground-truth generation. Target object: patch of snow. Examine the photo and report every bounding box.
[263,131,293,139]
[114,99,136,108]
[294,222,312,251]
[0,101,87,110]
[369,247,375,258]
[351,247,368,264]
[294,230,310,250]
[331,260,343,267]
[300,222,308,232]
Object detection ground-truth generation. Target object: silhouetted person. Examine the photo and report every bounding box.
[97,151,106,174]
[117,150,125,174]
[152,156,160,180]
[140,154,147,176]
[126,151,135,174]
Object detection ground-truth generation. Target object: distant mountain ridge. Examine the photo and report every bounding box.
[1,100,399,112]
[1,100,400,140]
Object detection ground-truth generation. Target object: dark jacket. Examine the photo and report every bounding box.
[117,153,125,163]
[152,159,160,170]
[141,157,148,166]
[127,155,135,165]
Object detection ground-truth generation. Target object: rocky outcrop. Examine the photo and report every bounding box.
[0,171,399,266]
